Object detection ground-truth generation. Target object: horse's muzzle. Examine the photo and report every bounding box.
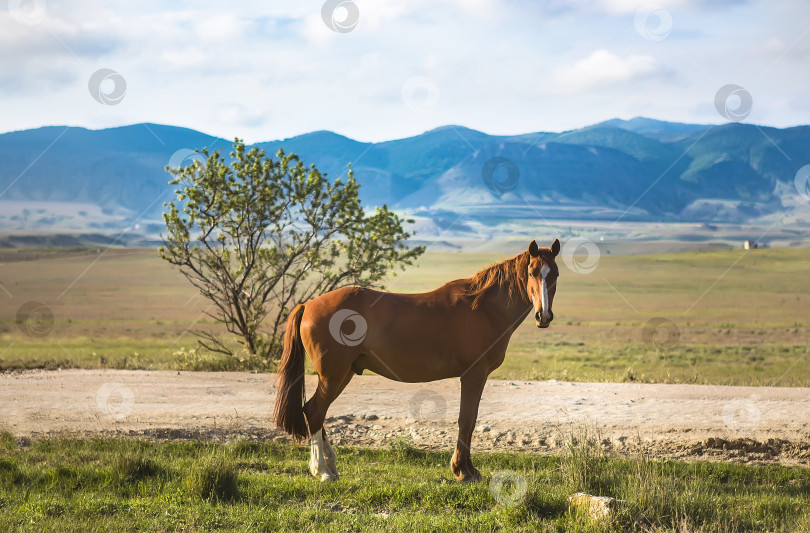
[535,310,553,328]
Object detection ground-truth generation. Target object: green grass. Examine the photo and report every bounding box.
[494,335,810,386]
[1,247,809,385]
[0,337,270,373]
[0,432,807,532]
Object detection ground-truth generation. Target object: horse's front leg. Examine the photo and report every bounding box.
[451,371,487,482]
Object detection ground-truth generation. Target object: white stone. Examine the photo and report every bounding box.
[568,492,623,519]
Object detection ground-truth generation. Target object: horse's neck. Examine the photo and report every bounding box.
[480,283,532,333]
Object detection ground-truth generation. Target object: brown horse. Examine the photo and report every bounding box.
[274,239,560,482]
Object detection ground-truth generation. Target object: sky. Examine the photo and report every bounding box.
[1,0,809,143]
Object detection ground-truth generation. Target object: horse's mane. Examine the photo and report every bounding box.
[466,251,530,310]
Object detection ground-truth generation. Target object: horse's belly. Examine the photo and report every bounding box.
[356,350,460,383]
[358,317,488,382]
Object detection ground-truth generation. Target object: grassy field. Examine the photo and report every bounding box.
[1,432,808,532]
[1,246,809,385]
[2,249,809,532]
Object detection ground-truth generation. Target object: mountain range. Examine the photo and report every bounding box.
[1,117,808,238]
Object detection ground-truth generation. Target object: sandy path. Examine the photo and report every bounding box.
[1,370,808,464]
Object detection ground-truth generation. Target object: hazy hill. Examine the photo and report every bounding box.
[1,118,808,235]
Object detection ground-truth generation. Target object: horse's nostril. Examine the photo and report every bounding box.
[535,311,541,321]
[549,311,554,321]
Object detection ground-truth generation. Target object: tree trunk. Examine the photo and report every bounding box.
[244,331,257,355]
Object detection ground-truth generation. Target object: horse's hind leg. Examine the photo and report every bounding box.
[321,371,354,478]
[304,370,353,482]
[321,427,338,478]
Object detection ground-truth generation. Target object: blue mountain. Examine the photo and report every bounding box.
[0,118,807,229]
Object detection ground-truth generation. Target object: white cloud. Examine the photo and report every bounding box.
[563,0,747,15]
[159,47,208,71]
[0,0,807,141]
[218,103,269,128]
[194,14,247,42]
[548,49,663,94]
[590,0,684,15]
[751,37,787,54]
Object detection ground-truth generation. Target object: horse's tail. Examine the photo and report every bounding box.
[274,304,309,441]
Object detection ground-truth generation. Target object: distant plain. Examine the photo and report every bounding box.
[1,245,807,386]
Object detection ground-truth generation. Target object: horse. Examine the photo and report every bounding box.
[274,239,560,482]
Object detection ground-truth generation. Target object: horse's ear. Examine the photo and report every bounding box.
[551,239,560,257]
[528,240,539,257]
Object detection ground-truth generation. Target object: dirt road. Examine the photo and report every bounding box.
[1,370,808,465]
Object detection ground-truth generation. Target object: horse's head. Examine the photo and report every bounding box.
[526,239,560,328]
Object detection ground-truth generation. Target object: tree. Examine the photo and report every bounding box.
[159,140,424,360]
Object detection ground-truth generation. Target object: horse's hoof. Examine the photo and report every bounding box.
[456,469,482,483]
[314,468,338,482]
[324,457,339,480]
[320,472,338,482]
[310,465,338,482]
